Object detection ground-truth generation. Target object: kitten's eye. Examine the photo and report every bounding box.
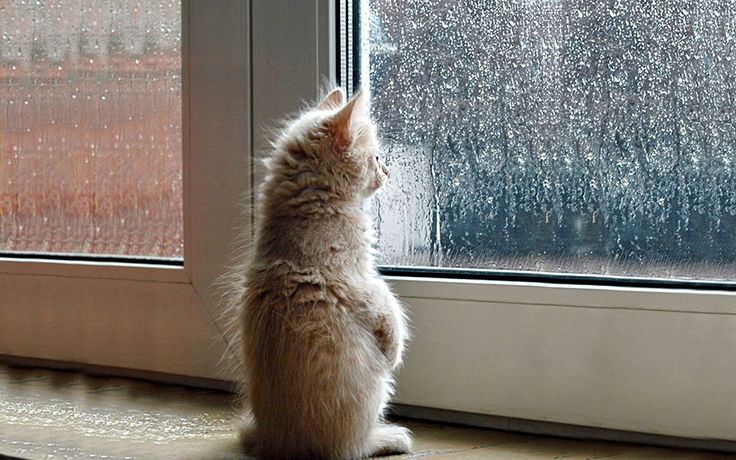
[375,155,379,162]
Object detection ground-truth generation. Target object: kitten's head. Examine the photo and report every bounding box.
[271,87,389,202]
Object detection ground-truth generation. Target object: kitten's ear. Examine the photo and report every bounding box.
[318,87,346,110]
[328,88,369,149]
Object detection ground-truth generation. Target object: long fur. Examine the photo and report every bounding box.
[223,88,412,459]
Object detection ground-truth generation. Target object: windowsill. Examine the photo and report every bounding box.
[1,364,732,459]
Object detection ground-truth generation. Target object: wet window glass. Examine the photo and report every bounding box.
[368,0,736,281]
[0,0,182,259]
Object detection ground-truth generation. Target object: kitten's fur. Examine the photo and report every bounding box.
[236,88,411,459]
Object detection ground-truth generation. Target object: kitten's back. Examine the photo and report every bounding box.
[242,264,388,459]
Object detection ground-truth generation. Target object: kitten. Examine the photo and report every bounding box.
[236,88,412,459]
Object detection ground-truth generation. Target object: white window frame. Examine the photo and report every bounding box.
[1,0,734,444]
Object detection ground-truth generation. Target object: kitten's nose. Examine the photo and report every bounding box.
[381,164,390,177]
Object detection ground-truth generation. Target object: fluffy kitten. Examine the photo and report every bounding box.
[237,88,412,459]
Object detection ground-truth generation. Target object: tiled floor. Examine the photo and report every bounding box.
[0,364,732,459]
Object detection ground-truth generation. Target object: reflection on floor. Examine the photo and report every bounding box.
[0,364,732,459]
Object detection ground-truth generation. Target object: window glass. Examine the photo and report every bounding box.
[367,0,736,281]
[0,0,182,259]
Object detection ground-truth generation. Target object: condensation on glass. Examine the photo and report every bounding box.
[0,0,182,259]
[367,0,736,281]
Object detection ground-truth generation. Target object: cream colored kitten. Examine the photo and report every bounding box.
[237,88,411,459]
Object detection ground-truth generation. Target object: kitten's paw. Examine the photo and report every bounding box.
[374,314,403,370]
[367,423,413,457]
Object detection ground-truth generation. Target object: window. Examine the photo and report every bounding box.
[345,0,735,441]
[367,0,736,284]
[0,2,249,383]
[1,0,733,444]
[1,0,183,259]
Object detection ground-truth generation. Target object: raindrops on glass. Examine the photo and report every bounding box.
[368,0,736,281]
[0,0,182,258]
